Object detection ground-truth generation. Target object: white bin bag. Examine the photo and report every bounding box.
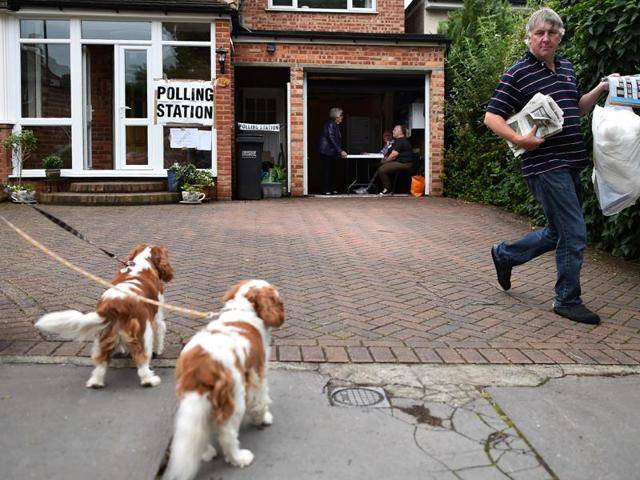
[591,105,640,215]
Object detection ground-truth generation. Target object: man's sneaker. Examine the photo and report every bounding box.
[379,188,393,196]
[553,304,601,325]
[491,244,512,291]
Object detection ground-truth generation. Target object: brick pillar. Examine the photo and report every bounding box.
[214,19,234,200]
[289,67,305,196]
[429,69,445,196]
[0,123,14,184]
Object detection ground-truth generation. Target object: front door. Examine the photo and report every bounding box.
[115,46,151,169]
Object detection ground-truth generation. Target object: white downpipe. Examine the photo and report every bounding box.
[303,70,308,195]
[424,73,431,196]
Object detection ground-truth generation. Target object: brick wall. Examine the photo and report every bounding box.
[0,124,13,183]
[90,45,114,170]
[215,19,234,200]
[242,0,405,33]
[235,42,445,196]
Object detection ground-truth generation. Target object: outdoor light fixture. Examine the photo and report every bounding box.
[216,47,228,75]
[266,43,276,55]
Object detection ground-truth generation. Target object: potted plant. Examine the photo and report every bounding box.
[42,154,63,179]
[5,183,36,203]
[192,170,216,201]
[261,165,287,198]
[180,183,206,203]
[2,129,37,190]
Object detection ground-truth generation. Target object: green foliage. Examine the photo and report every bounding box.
[5,183,34,192]
[548,0,640,260]
[2,129,37,186]
[168,163,214,190]
[444,0,640,261]
[42,154,63,170]
[443,0,541,216]
[180,183,201,193]
[262,165,286,184]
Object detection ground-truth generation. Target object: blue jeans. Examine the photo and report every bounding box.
[495,167,586,307]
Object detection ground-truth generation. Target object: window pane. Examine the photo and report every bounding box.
[272,0,293,5]
[21,44,71,118]
[163,128,212,169]
[126,126,148,166]
[22,126,72,169]
[162,23,210,42]
[82,21,151,40]
[352,0,372,7]
[163,46,211,80]
[124,50,147,118]
[20,20,70,39]
[298,0,348,8]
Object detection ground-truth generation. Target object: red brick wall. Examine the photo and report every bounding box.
[242,0,405,33]
[215,19,234,200]
[235,42,445,196]
[90,45,114,170]
[0,124,13,183]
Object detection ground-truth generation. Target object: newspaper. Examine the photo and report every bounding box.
[506,93,564,157]
[607,75,640,108]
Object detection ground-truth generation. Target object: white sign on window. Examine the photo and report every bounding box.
[155,80,214,125]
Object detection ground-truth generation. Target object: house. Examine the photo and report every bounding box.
[0,0,447,200]
[405,0,527,35]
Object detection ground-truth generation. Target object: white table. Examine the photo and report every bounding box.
[346,153,384,192]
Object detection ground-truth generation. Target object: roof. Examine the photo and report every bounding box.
[234,29,449,45]
[5,0,236,13]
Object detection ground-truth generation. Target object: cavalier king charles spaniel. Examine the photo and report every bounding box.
[163,279,284,480]
[35,243,174,388]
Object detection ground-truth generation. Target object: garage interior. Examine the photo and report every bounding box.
[307,71,426,195]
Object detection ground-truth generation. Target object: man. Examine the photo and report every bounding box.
[484,7,613,325]
[377,124,415,196]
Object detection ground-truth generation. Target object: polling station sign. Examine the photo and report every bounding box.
[154,80,214,125]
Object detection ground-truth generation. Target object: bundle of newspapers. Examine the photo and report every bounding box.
[505,93,564,157]
[606,74,640,108]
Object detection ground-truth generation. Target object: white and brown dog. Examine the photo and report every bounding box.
[163,279,284,480]
[35,243,174,388]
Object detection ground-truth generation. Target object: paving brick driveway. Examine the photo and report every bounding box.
[1,197,639,365]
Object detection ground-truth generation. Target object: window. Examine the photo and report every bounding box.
[81,21,151,40]
[20,20,71,118]
[269,0,374,11]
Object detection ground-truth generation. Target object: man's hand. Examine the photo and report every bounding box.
[341,150,348,158]
[519,125,545,151]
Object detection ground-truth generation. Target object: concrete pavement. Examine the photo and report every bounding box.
[2,361,639,480]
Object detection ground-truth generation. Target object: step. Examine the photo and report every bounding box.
[69,181,167,193]
[38,191,180,206]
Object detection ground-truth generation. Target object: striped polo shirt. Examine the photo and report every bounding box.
[487,51,588,177]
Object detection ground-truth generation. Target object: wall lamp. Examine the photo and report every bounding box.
[266,43,276,55]
[216,47,228,75]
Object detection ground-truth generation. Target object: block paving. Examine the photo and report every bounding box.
[1,197,639,365]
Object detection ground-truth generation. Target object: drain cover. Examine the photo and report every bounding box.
[330,386,390,408]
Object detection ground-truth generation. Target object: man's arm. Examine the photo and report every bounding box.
[484,112,544,151]
[384,150,399,163]
[578,78,611,116]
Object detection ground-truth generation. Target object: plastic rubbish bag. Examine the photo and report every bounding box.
[591,105,640,215]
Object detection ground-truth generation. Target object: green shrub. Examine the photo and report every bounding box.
[443,0,640,261]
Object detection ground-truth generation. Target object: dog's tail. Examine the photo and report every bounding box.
[35,310,107,340]
[164,392,212,480]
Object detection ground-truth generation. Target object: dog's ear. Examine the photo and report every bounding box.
[150,246,174,282]
[245,286,284,328]
[222,280,249,303]
[126,243,149,262]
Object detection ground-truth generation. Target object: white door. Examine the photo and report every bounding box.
[115,46,152,169]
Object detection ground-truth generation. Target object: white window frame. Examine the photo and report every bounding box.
[7,12,218,178]
[268,0,376,14]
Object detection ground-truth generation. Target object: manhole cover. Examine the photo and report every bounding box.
[329,386,390,408]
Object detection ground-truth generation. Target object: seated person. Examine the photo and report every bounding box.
[359,125,414,195]
[354,130,393,194]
